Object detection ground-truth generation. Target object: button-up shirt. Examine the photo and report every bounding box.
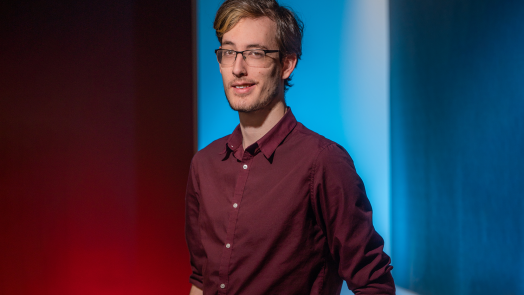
[185,109,394,295]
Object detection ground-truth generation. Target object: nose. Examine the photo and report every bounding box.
[232,52,247,77]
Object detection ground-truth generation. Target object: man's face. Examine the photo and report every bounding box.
[219,17,286,113]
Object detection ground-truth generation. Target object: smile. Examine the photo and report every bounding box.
[233,83,255,88]
[231,83,256,94]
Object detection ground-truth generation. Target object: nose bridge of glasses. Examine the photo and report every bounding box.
[229,51,247,72]
[230,51,248,68]
[237,51,247,62]
[220,50,244,62]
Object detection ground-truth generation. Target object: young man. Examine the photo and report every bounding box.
[185,0,395,294]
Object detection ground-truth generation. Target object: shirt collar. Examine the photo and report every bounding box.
[222,124,243,159]
[221,107,297,160]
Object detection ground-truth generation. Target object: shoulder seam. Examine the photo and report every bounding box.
[309,142,338,190]
[308,142,339,232]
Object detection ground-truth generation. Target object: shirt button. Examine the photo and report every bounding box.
[243,164,248,169]
[220,283,226,289]
[233,203,238,208]
[226,243,231,248]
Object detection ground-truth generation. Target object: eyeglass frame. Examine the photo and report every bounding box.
[214,49,280,67]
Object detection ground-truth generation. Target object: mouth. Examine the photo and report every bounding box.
[231,81,256,94]
[231,81,256,88]
[234,84,253,89]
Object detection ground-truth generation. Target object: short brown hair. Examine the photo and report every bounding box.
[214,0,304,91]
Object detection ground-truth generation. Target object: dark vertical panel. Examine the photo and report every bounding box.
[390,1,524,294]
[133,0,194,293]
[0,0,194,294]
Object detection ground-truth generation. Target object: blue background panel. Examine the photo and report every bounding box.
[390,1,524,294]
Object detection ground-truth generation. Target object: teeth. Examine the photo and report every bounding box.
[235,85,250,89]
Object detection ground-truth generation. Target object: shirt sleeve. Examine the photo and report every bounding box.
[310,143,395,295]
[185,157,205,289]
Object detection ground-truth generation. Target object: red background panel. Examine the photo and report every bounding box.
[0,0,194,294]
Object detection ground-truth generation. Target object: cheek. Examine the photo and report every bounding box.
[221,74,228,88]
[258,66,280,81]
[221,71,233,87]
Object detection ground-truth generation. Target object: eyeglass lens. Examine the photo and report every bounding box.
[216,50,271,68]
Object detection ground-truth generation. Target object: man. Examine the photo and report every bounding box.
[185,0,395,294]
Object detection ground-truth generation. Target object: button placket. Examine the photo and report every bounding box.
[217,154,254,295]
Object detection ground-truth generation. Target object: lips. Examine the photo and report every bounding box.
[231,80,256,88]
[230,80,256,94]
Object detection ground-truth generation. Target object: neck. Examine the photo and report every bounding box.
[239,98,286,149]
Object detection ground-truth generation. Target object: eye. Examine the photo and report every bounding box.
[248,50,264,58]
[223,50,235,56]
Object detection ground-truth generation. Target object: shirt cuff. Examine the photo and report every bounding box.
[189,274,204,290]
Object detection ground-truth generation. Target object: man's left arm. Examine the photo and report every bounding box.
[311,143,395,295]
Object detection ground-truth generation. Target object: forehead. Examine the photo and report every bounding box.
[221,17,278,49]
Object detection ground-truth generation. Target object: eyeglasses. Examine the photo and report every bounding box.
[215,49,280,68]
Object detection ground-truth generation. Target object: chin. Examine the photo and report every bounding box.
[226,94,272,113]
[224,82,281,113]
[228,101,261,113]
[224,91,251,110]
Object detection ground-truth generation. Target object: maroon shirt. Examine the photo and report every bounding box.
[185,109,394,295]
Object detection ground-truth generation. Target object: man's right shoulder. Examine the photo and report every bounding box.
[192,134,230,163]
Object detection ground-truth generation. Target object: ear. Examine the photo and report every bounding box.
[281,54,297,80]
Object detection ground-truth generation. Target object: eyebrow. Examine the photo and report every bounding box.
[221,40,235,47]
[221,41,269,50]
[246,43,269,50]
